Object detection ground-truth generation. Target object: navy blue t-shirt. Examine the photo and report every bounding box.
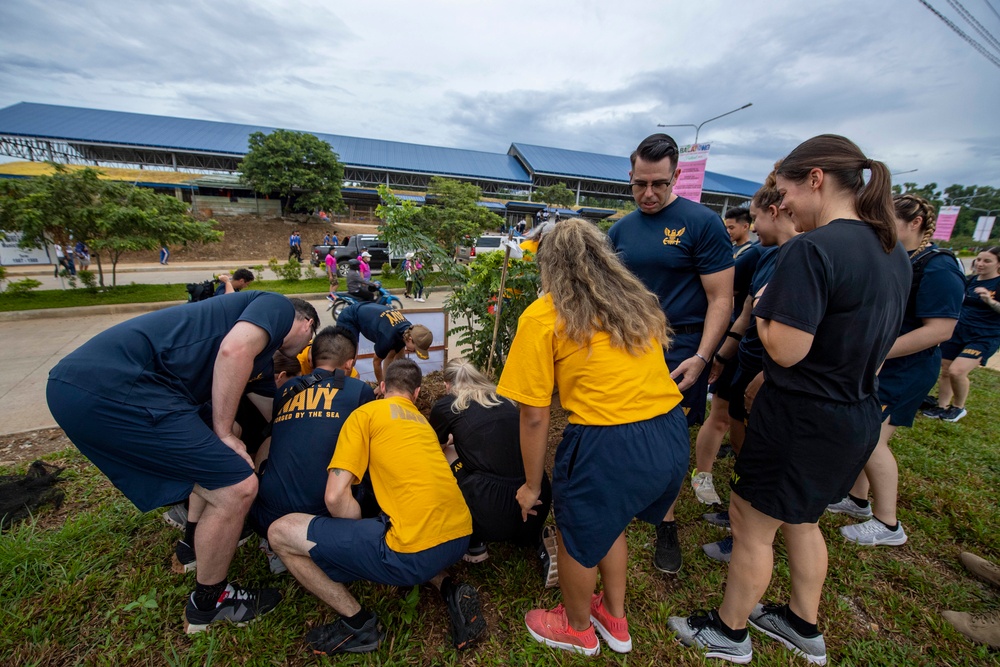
[754,220,911,403]
[50,290,294,409]
[338,302,412,358]
[256,370,376,520]
[608,197,733,327]
[732,242,763,321]
[959,274,1000,335]
[737,244,779,372]
[900,245,966,341]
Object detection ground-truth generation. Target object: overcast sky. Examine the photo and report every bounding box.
[1,0,998,190]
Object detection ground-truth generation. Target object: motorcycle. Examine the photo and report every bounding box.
[327,281,403,320]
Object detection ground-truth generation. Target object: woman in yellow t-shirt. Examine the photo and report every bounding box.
[498,218,687,656]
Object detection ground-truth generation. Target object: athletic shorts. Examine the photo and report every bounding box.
[877,351,941,428]
[940,327,1000,366]
[665,332,709,427]
[730,382,880,524]
[708,358,738,403]
[46,379,254,513]
[452,460,551,546]
[553,407,688,568]
[727,363,762,424]
[306,514,468,586]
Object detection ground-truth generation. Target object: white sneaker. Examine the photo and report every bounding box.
[415,297,426,302]
[840,518,908,546]
[691,471,722,505]
[826,496,873,519]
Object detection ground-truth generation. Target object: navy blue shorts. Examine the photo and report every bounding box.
[553,408,688,568]
[731,382,880,524]
[877,351,941,428]
[46,379,254,513]
[306,514,468,586]
[666,332,709,427]
[940,327,1000,366]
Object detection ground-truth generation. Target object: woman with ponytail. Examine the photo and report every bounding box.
[830,194,965,547]
[670,135,911,665]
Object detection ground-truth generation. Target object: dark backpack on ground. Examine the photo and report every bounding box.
[186,279,218,302]
[0,460,64,532]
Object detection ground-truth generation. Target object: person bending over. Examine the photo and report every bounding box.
[336,301,432,388]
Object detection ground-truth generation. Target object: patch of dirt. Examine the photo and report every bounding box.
[0,428,73,468]
[132,214,380,263]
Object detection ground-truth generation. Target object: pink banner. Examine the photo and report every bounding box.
[674,143,711,203]
[933,205,961,241]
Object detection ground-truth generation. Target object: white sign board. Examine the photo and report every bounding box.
[351,309,447,382]
[1,232,52,266]
[973,216,996,243]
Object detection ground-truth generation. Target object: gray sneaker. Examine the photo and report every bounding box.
[826,496,872,519]
[748,603,827,665]
[703,535,733,563]
[959,551,1000,587]
[691,471,722,505]
[703,510,731,528]
[840,518,908,546]
[668,611,752,664]
[162,503,188,530]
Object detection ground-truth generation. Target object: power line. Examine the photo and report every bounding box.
[917,0,1000,69]
[982,0,1000,24]
[947,0,1000,53]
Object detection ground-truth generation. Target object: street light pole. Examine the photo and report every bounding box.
[658,103,753,144]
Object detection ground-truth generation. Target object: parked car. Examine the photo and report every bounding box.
[457,235,504,263]
[311,234,391,276]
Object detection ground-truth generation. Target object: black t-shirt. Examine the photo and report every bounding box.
[754,220,911,403]
[732,242,763,321]
[429,395,524,479]
[737,245,779,371]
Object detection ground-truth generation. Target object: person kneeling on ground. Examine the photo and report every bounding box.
[268,359,487,655]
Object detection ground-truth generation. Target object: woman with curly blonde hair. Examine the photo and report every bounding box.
[498,217,688,656]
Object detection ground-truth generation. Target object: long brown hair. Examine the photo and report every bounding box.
[535,218,671,355]
[776,135,896,253]
[893,194,937,254]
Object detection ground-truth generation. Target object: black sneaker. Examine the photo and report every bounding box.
[921,405,946,419]
[442,581,487,650]
[183,583,282,634]
[305,615,384,655]
[940,406,968,422]
[654,522,682,574]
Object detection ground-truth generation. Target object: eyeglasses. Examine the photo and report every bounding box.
[629,178,674,194]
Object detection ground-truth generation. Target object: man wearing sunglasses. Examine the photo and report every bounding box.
[607,133,734,576]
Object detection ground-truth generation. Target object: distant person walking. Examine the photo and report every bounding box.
[160,245,170,265]
[289,231,302,262]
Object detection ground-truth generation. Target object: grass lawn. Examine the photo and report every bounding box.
[2,371,999,665]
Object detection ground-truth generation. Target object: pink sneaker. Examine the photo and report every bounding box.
[525,604,600,656]
[590,592,632,653]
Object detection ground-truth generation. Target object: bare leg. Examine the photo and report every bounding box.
[662,500,676,523]
[597,532,628,619]
[187,493,207,523]
[555,529,599,631]
[729,417,746,456]
[268,513,362,616]
[718,493,782,630]
[191,474,257,585]
[781,522,827,625]
[848,470,870,500]
[864,422,899,524]
[937,359,954,407]
[695,396,730,473]
[946,357,980,408]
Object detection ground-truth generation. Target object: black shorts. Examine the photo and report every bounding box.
[727,363,762,424]
[452,460,551,546]
[731,382,880,524]
[709,359,739,403]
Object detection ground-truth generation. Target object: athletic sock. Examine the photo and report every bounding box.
[438,576,455,599]
[711,610,748,641]
[784,605,819,637]
[184,520,198,547]
[874,516,899,532]
[192,579,228,611]
[344,608,374,630]
[659,520,677,529]
[847,493,870,509]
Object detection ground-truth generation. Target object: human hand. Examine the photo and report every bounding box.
[671,355,708,392]
[218,274,231,283]
[516,483,542,522]
[744,372,765,414]
[444,433,454,449]
[975,287,994,302]
[219,432,254,468]
[708,358,724,384]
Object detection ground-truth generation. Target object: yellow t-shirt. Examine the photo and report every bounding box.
[498,294,682,425]
[519,239,539,257]
[329,396,472,553]
[297,344,359,378]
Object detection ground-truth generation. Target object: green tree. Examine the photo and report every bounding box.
[533,182,575,208]
[0,165,221,287]
[414,177,504,257]
[239,129,346,216]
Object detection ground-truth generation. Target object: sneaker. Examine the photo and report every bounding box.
[539,525,559,588]
[668,610,752,664]
[921,405,947,419]
[259,538,287,574]
[305,615,384,655]
[840,518,908,546]
[919,394,938,411]
[717,443,734,459]
[654,522,682,574]
[173,540,196,574]
[415,297,426,303]
[703,535,734,563]
[463,541,489,564]
[525,604,600,656]
[162,502,188,530]
[692,471,722,505]
[959,551,1000,587]
[826,496,873,519]
[748,603,827,665]
[941,406,968,422]
[703,510,731,528]
[183,583,282,634]
[590,592,631,653]
[442,581,487,650]
[941,609,1000,648]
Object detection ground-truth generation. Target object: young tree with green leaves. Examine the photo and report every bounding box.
[416,177,504,256]
[239,129,346,216]
[533,182,575,209]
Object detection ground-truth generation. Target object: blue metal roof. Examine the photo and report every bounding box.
[0,102,530,183]
[702,172,761,198]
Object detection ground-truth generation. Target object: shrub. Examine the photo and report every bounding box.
[78,269,98,292]
[5,278,43,296]
[271,257,302,281]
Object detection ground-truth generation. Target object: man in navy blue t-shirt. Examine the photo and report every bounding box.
[607,133,734,576]
[47,291,318,633]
